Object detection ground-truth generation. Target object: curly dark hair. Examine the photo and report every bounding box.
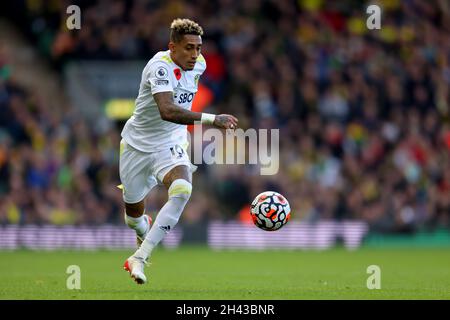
[170,18,204,43]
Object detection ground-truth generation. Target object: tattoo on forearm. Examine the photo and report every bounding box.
[154,92,201,125]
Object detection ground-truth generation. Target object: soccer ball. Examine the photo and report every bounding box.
[250,191,291,231]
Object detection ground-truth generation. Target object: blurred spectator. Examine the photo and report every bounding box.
[0,0,449,233]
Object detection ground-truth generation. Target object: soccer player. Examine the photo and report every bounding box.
[120,18,238,284]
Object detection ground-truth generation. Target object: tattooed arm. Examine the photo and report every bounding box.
[154,92,238,129]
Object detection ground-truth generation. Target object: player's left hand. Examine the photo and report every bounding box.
[213,114,238,129]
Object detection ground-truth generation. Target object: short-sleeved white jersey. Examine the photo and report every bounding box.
[121,50,206,152]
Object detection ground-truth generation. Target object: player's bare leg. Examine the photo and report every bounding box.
[161,164,192,190]
[125,201,144,218]
[124,165,192,284]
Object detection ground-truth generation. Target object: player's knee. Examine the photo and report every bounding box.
[168,179,192,202]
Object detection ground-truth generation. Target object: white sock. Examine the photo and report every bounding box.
[124,212,148,237]
[134,179,192,261]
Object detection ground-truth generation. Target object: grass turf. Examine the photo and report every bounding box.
[0,246,449,299]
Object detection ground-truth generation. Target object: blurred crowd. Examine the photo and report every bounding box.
[1,0,449,233]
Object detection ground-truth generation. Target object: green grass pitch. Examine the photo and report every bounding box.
[0,247,449,299]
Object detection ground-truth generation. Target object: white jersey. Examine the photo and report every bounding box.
[121,50,206,152]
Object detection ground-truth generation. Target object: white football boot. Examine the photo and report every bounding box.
[123,255,148,285]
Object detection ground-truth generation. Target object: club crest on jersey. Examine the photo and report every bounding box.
[173,83,182,99]
[174,68,181,80]
[194,74,200,86]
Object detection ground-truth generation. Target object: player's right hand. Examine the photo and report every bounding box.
[213,114,238,129]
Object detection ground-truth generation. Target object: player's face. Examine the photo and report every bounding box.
[170,35,202,71]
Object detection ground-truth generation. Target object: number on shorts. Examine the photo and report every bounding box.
[170,145,184,159]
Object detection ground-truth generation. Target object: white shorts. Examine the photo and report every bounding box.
[119,139,196,204]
